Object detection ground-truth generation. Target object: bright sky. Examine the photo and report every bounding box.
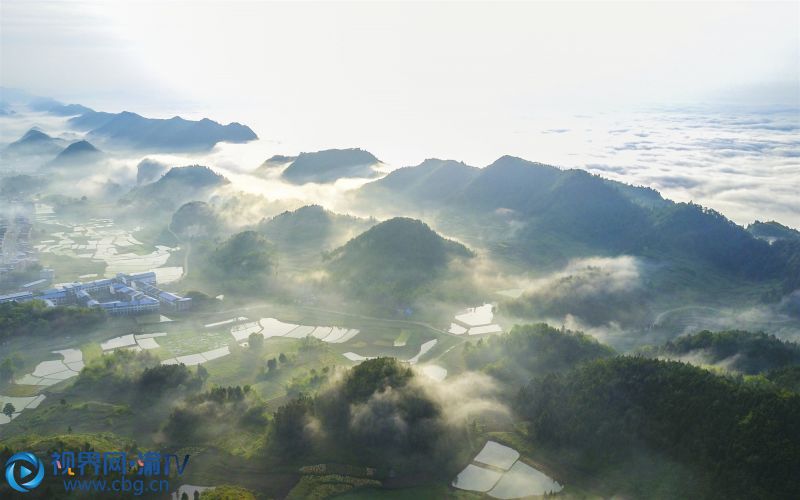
[1,1,799,167]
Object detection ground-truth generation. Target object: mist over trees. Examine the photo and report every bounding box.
[464,323,616,389]
[270,358,468,475]
[647,330,800,374]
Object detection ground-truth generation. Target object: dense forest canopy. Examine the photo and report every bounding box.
[515,356,800,499]
[464,323,616,388]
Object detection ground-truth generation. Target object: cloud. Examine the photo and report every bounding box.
[579,107,800,228]
[416,370,510,425]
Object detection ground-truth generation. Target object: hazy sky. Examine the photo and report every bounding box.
[1,1,799,165]
[2,1,797,110]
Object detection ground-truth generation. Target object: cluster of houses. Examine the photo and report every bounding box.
[0,271,191,316]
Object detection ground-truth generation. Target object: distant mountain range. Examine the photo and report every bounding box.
[257,148,381,184]
[28,97,93,116]
[356,155,800,298]
[71,111,257,152]
[0,89,258,153]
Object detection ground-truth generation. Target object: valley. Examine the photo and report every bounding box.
[0,86,798,499]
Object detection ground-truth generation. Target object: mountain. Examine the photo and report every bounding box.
[280,148,380,184]
[68,111,117,130]
[122,165,230,211]
[136,158,170,185]
[254,154,297,176]
[27,97,93,116]
[356,158,480,209]
[47,140,104,167]
[3,128,65,157]
[68,111,258,152]
[747,220,800,242]
[258,205,375,253]
[170,201,222,240]
[325,217,473,306]
[354,155,799,294]
[452,155,565,212]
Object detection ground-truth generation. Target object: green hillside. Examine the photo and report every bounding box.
[325,217,473,307]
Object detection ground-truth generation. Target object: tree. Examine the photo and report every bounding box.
[200,485,256,499]
[248,332,264,350]
[209,231,276,292]
[170,201,220,241]
[196,365,209,382]
[0,358,15,382]
[2,403,15,418]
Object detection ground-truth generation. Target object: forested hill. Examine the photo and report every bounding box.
[325,217,473,306]
[355,158,480,209]
[258,205,375,251]
[516,356,800,499]
[355,155,800,293]
[463,323,616,389]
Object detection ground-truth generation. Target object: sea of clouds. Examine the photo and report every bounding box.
[530,106,800,228]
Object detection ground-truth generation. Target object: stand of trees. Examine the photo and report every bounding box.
[515,356,800,499]
[0,301,106,342]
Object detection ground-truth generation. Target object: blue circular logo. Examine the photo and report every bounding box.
[5,452,44,493]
